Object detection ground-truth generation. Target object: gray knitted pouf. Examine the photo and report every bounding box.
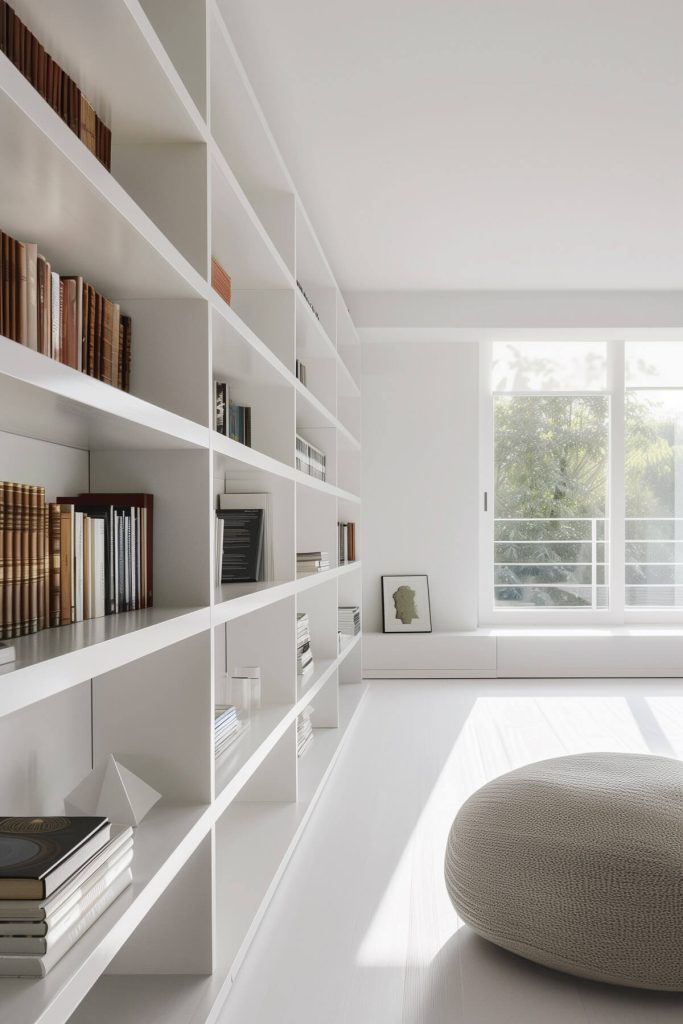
[445,752,683,991]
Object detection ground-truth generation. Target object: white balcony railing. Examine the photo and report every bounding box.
[494,517,683,609]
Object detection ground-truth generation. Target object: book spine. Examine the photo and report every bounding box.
[59,505,72,626]
[2,482,12,640]
[0,482,3,640]
[50,271,59,360]
[25,242,38,351]
[17,483,28,636]
[74,512,83,622]
[28,484,39,634]
[17,240,27,346]
[48,503,60,628]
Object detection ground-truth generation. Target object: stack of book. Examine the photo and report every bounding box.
[297,707,314,758]
[297,551,330,578]
[213,382,251,446]
[0,2,112,169]
[338,606,361,638]
[338,521,356,564]
[0,816,133,977]
[295,359,307,386]
[0,483,153,640]
[214,705,241,758]
[211,256,231,306]
[297,612,314,682]
[0,229,132,390]
[295,435,326,481]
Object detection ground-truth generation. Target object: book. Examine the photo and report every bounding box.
[0,827,132,922]
[0,817,111,900]
[218,493,273,582]
[211,256,232,305]
[0,866,131,976]
[216,508,264,583]
[0,838,132,946]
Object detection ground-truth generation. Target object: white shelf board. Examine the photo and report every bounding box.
[336,631,362,668]
[0,338,209,451]
[295,657,337,706]
[296,563,361,593]
[0,801,212,1024]
[337,354,361,398]
[0,607,210,719]
[214,703,293,817]
[199,680,368,1023]
[297,682,368,807]
[295,380,342,436]
[213,566,362,625]
[9,0,207,142]
[209,1,291,196]
[69,974,212,1024]
[213,431,360,502]
[211,143,294,291]
[295,288,336,361]
[211,297,292,391]
[0,56,207,300]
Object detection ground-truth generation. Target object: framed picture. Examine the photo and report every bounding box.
[381,575,432,633]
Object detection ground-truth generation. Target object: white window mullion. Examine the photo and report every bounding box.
[608,340,625,622]
[478,340,494,623]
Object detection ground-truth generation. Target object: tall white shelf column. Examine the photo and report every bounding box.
[0,2,363,1022]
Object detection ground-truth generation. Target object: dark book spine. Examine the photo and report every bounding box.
[2,481,12,640]
[28,484,39,634]
[0,482,4,640]
[11,482,22,637]
[20,483,30,635]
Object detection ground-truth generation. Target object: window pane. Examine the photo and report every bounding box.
[625,390,683,607]
[626,342,683,388]
[494,395,609,609]
[492,341,607,392]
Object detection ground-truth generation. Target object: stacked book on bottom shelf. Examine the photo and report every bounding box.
[0,816,133,977]
[297,551,330,578]
[297,707,314,759]
[297,612,314,686]
[214,705,243,758]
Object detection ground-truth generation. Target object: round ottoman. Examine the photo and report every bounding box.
[444,752,683,991]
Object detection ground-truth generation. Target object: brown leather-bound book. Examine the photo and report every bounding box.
[0,232,4,339]
[16,239,27,345]
[10,482,20,637]
[2,3,12,63]
[36,489,45,631]
[80,280,89,373]
[71,80,80,136]
[51,61,61,115]
[28,484,39,634]
[2,482,12,639]
[48,502,60,628]
[79,95,97,158]
[45,52,53,106]
[20,484,30,635]
[0,482,4,639]
[59,504,73,625]
[61,276,82,370]
[0,1,6,57]
[94,290,103,380]
[101,297,113,385]
[11,11,20,71]
[111,303,120,390]
[1,232,11,339]
[87,284,96,377]
[120,315,132,392]
[25,242,38,351]
[42,498,49,628]
[118,321,124,389]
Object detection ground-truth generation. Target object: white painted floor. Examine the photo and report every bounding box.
[218,678,683,1024]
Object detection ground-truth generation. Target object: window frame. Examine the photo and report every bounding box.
[479,338,683,626]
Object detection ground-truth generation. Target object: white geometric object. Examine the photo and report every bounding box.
[65,755,161,827]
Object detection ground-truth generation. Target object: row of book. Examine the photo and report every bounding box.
[338,605,361,638]
[214,381,252,446]
[214,705,242,758]
[211,256,232,306]
[338,521,357,564]
[297,551,330,578]
[296,280,320,322]
[0,816,132,977]
[0,2,112,169]
[0,483,153,640]
[297,611,313,682]
[297,707,314,758]
[295,358,307,386]
[296,434,326,481]
[1,229,132,391]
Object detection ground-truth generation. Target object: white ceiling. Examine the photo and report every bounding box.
[220,0,683,292]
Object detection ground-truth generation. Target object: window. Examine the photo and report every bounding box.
[481,340,683,622]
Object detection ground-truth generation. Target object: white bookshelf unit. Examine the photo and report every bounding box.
[0,2,364,1021]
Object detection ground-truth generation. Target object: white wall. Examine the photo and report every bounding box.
[361,341,479,633]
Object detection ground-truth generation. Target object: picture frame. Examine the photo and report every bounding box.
[381,575,432,633]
